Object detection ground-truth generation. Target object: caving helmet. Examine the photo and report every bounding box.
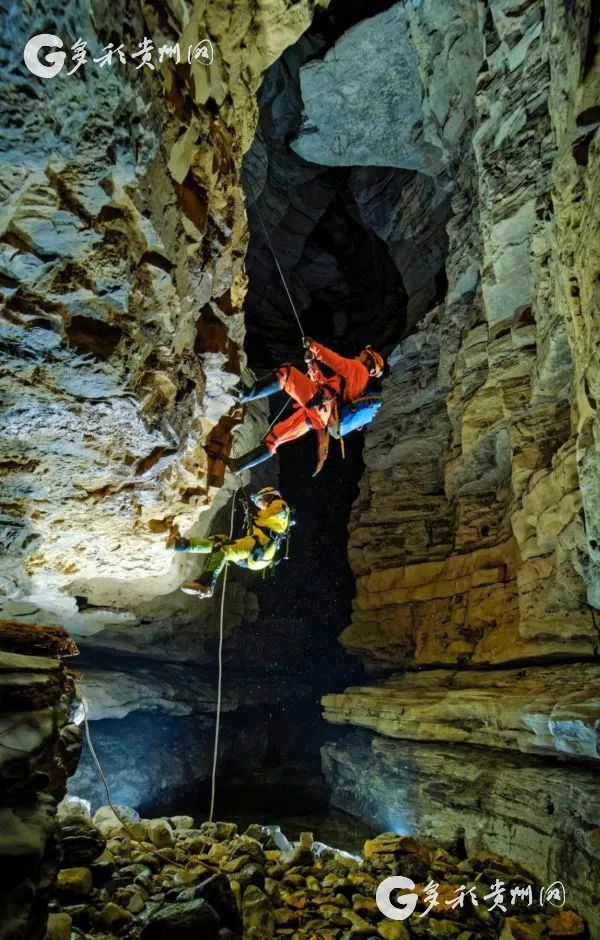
[251,486,281,507]
[361,345,385,378]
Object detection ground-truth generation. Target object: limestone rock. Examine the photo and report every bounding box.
[58,813,106,866]
[46,912,72,940]
[171,815,195,831]
[337,0,600,673]
[322,732,600,935]
[97,901,134,927]
[322,663,600,760]
[292,5,441,174]
[140,898,220,939]
[148,818,175,848]
[56,867,93,898]
[0,0,321,669]
[378,922,410,940]
[0,621,80,939]
[242,884,276,937]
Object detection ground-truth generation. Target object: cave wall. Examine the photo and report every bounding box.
[339,0,600,669]
[0,0,326,658]
[0,620,80,940]
[0,0,332,854]
[306,0,600,928]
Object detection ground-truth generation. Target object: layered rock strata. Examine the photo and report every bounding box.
[322,732,600,937]
[322,663,600,761]
[311,1,600,931]
[339,0,600,669]
[0,619,80,940]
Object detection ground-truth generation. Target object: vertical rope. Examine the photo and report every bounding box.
[79,696,217,871]
[208,488,238,823]
[261,394,292,442]
[249,185,305,341]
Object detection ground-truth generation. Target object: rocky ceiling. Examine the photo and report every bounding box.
[241,0,454,367]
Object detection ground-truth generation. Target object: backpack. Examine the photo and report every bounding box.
[339,394,383,436]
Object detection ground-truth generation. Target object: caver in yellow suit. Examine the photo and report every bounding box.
[173,487,292,598]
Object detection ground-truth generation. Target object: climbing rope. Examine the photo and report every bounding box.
[208,487,238,823]
[261,394,293,442]
[79,695,223,873]
[249,184,306,341]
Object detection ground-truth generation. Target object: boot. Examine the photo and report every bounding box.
[238,373,281,404]
[173,537,191,552]
[228,443,274,473]
[180,580,214,598]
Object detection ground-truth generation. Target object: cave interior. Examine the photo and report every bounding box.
[1,0,600,937]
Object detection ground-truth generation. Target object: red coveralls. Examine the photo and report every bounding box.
[264,341,370,453]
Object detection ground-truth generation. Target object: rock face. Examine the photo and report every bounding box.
[308,0,600,932]
[0,620,80,940]
[322,732,600,936]
[0,0,325,657]
[242,25,409,368]
[322,663,600,761]
[340,0,600,669]
[291,4,443,174]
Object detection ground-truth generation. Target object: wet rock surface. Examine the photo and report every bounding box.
[48,808,587,940]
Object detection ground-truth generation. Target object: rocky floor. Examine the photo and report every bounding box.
[47,800,587,940]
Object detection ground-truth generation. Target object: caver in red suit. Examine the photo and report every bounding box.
[226,339,384,474]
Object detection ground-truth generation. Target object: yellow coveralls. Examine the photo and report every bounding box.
[184,498,291,588]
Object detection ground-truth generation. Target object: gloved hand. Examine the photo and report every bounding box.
[302,336,314,349]
[173,537,190,552]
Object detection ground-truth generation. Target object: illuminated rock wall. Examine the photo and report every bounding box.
[0,0,326,659]
[316,1,600,927]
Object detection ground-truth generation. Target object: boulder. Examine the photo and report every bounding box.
[140,898,220,939]
[46,912,72,940]
[55,867,93,898]
[242,824,291,852]
[58,813,106,866]
[57,795,91,819]
[201,821,238,841]
[547,912,586,937]
[378,922,411,940]
[177,872,242,932]
[171,815,195,831]
[148,818,175,848]
[93,804,139,833]
[242,885,275,937]
[97,901,134,928]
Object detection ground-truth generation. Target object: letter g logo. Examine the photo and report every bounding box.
[376,876,418,921]
[23,34,66,78]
